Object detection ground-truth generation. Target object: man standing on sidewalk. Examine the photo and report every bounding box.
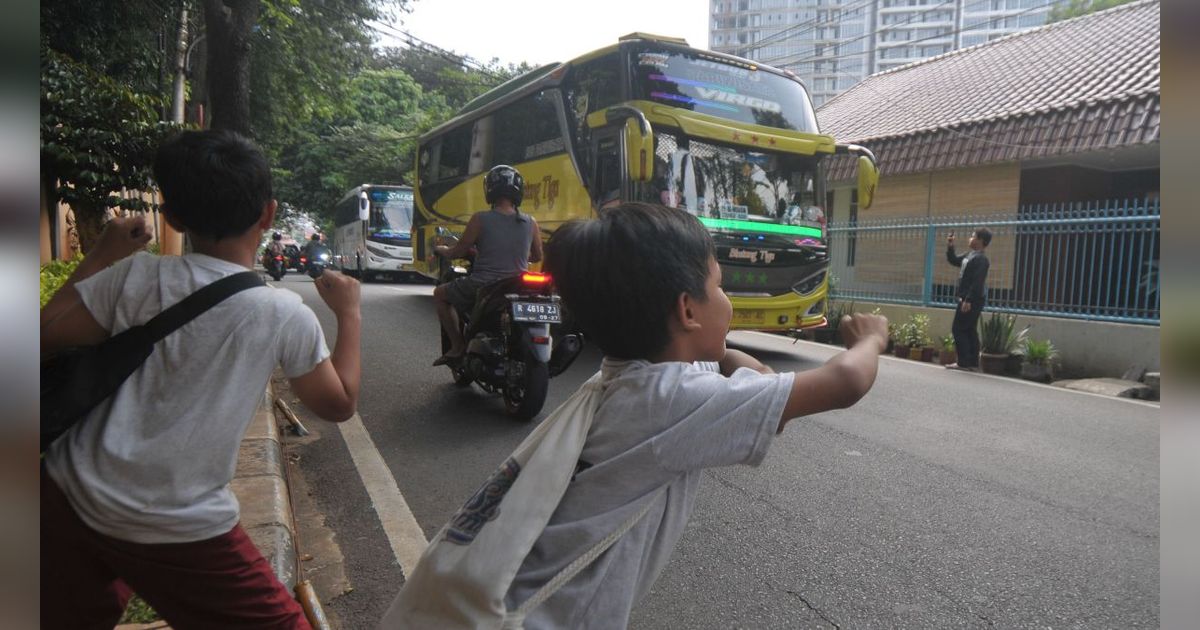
[40,130,361,629]
[945,228,991,371]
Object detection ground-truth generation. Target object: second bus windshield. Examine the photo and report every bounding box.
[368,188,413,243]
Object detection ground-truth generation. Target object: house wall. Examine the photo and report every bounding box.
[831,163,1021,292]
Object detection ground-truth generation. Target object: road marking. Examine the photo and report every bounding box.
[337,413,428,573]
[735,331,1160,409]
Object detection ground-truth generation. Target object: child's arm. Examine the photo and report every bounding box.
[718,348,774,376]
[41,216,151,355]
[288,270,362,422]
[778,313,888,431]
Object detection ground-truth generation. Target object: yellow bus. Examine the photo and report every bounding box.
[411,33,877,331]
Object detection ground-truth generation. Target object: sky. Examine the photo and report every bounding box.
[378,0,710,68]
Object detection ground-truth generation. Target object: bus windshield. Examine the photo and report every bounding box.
[630,48,818,133]
[368,188,413,245]
[645,131,826,245]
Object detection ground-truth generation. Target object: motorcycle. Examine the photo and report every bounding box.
[265,252,286,281]
[437,256,584,420]
[305,245,333,279]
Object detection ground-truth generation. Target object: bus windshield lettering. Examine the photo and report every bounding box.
[633,50,818,133]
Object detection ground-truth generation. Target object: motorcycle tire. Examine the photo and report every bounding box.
[440,328,473,387]
[504,351,549,421]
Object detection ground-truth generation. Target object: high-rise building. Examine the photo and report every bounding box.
[709,0,1071,107]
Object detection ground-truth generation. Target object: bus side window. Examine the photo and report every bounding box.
[493,90,565,166]
[437,125,473,181]
[563,53,622,184]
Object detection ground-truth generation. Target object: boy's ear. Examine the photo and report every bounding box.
[672,292,702,333]
[257,200,278,230]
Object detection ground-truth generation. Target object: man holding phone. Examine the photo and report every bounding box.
[945,228,991,371]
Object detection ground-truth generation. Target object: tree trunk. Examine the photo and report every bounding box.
[203,0,258,135]
[73,201,107,255]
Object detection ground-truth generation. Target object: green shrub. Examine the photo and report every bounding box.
[1022,338,1059,366]
[979,313,1029,354]
[939,334,955,351]
[904,313,932,347]
[40,256,82,307]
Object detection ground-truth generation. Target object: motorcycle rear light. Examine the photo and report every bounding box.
[300,257,307,262]
[521,272,551,286]
[531,336,550,344]
[274,256,283,260]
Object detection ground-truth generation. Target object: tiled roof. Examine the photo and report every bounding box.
[817,0,1159,178]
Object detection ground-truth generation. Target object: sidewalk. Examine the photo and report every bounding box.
[116,385,297,630]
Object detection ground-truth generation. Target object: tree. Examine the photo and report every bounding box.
[40,49,177,251]
[1048,0,1138,23]
[203,0,259,134]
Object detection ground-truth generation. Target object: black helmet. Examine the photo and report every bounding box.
[272,232,282,240]
[484,165,524,207]
[311,233,321,241]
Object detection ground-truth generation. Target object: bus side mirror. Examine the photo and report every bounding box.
[599,105,654,183]
[837,144,879,210]
[857,155,878,210]
[623,117,654,183]
[358,191,370,222]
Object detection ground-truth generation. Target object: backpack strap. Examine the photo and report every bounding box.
[141,271,265,343]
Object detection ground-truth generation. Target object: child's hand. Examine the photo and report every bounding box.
[840,313,889,354]
[314,269,361,318]
[91,216,152,265]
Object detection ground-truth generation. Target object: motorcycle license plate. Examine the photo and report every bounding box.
[512,301,561,323]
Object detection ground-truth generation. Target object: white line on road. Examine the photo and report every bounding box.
[337,413,429,574]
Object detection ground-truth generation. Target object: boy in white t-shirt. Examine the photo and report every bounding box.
[503,202,889,629]
[40,130,361,629]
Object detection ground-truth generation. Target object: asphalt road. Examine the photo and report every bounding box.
[274,272,1159,629]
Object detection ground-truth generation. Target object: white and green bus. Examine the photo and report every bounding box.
[331,184,417,281]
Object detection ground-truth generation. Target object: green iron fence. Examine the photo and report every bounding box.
[826,198,1160,324]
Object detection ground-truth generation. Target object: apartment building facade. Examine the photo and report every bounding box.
[709,0,1071,106]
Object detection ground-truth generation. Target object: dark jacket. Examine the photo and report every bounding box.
[947,246,989,304]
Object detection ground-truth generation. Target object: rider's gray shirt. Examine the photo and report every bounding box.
[471,209,534,284]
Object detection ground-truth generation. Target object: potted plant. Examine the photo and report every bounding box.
[978,313,1029,375]
[936,334,957,366]
[903,313,934,361]
[892,321,912,358]
[815,301,853,344]
[1020,338,1058,382]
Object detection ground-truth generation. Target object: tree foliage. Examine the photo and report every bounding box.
[40,48,177,251]
[1048,0,1138,23]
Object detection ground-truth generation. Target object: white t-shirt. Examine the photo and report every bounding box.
[44,252,329,544]
[505,358,795,629]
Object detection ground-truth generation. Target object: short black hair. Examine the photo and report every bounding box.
[152,129,272,241]
[974,227,993,247]
[544,202,715,360]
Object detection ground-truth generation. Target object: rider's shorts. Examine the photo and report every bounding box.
[444,276,484,311]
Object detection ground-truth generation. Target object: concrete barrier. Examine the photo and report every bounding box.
[232,387,297,589]
[845,301,1159,378]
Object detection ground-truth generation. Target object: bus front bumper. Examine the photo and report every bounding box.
[728,292,828,332]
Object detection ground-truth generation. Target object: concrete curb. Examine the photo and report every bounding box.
[231,385,297,589]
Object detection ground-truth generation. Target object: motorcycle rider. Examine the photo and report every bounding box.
[431,164,543,366]
[264,232,285,271]
[303,233,323,259]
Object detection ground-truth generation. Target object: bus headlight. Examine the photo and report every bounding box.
[790,270,827,296]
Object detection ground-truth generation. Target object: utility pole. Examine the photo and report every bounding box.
[161,2,189,256]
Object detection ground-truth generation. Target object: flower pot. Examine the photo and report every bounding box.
[979,353,1008,375]
[920,347,935,362]
[1020,363,1053,383]
[893,344,910,358]
[938,349,957,366]
[908,347,922,360]
[1005,353,1023,375]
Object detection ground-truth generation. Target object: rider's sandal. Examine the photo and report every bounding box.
[432,353,464,367]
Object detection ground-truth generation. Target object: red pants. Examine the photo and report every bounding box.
[41,470,311,630]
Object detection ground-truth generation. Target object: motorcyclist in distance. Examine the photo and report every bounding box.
[431,165,543,366]
[264,232,285,268]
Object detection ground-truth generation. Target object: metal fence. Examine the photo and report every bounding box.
[826,199,1161,324]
